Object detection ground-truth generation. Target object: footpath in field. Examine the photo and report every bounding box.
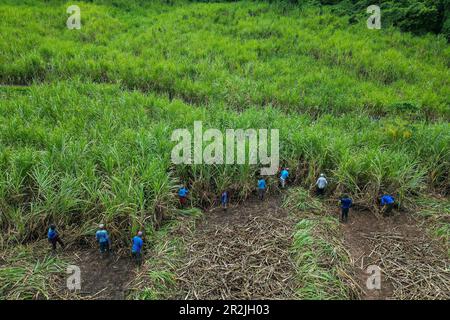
[342,210,450,300]
[171,196,298,299]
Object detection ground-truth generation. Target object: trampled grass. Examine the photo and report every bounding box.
[128,208,202,299]
[291,217,359,299]
[0,242,67,299]
[412,196,450,254]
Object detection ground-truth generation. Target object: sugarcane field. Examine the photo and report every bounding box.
[0,0,449,308]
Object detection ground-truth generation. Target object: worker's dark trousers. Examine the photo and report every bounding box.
[222,202,228,210]
[99,241,110,254]
[258,189,265,200]
[316,187,325,196]
[49,236,65,251]
[132,251,142,266]
[384,203,394,215]
[341,208,349,222]
[179,196,187,208]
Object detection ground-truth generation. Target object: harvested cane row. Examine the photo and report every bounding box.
[365,231,450,300]
[173,200,297,299]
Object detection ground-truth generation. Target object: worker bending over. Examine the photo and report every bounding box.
[380,194,395,215]
[48,224,65,252]
[315,173,328,196]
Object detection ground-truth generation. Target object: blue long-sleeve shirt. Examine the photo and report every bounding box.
[132,236,143,253]
[258,179,266,189]
[340,197,352,209]
[96,230,109,243]
[48,228,57,240]
[381,195,394,205]
[221,192,228,204]
[178,187,188,197]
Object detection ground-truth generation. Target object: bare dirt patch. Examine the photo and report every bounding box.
[171,196,298,299]
[341,209,449,300]
[59,249,135,300]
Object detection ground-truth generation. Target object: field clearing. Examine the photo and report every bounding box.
[172,196,297,300]
[342,209,450,300]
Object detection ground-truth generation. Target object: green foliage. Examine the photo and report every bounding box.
[0,1,449,118]
[0,0,447,300]
[315,0,450,39]
[0,1,448,247]
[0,80,448,243]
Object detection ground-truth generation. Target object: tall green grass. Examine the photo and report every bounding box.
[0,81,448,245]
[0,1,449,118]
[0,0,448,300]
[0,1,448,248]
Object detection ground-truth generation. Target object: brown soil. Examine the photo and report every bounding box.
[59,249,135,300]
[341,209,449,300]
[171,195,298,299]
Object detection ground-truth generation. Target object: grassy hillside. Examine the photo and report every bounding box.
[0,0,448,247]
[1,1,449,118]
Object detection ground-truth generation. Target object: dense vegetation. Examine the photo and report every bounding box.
[0,0,448,301]
[194,0,450,39]
[0,0,448,252]
[305,1,450,39]
[329,0,450,40]
[1,1,449,118]
[1,80,448,244]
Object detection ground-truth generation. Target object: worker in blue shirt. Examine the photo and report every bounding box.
[221,190,229,211]
[380,194,395,215]
[178,186,189,208]
[47,224,65,252]
[132,231,144,266]
[258,178,266,201]
[279,168,289,189]
[96,224,111,256]
[339,195,353,223]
